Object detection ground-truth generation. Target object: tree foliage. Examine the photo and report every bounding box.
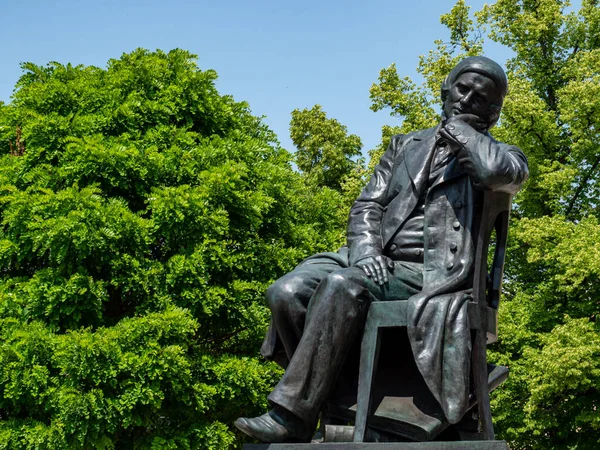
[0,49,346,449]
[289,104,364,193]
[370,1,600,448]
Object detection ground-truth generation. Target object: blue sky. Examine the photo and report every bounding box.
[0,0,579,155]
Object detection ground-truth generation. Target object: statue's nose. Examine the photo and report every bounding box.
[460,92,473,106]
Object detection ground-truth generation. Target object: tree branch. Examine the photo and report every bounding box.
[567,44,580,61]
[527,115,546,147]
[565,156,600,218]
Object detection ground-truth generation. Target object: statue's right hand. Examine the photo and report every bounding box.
[445,113,487,133]
[356,255,394,285]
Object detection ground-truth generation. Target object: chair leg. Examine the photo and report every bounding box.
[473,328,495,439]
[353,323,382,442]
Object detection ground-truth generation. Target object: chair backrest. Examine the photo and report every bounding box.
[471,190,513,343]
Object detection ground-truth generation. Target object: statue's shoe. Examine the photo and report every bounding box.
[234,411,311,443]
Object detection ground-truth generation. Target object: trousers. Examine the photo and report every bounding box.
[263,251,423,427]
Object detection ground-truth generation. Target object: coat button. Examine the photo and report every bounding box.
[450,242,458,252]
[447,262,454,270]
[414,248,422,256]
[390,244,397,252]
[453,220,460,230]
[454,201,463,209]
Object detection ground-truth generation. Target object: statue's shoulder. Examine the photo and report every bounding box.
[411,126,438,139]
[391,126,437,149]
[486,131,502,144]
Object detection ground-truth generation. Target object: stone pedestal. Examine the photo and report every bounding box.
[244,441,510,450]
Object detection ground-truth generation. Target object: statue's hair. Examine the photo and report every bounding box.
[441,56,508,108]
[441,56,508,129]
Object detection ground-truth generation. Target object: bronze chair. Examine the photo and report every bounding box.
[325,190,512,443]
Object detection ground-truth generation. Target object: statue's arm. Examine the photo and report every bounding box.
[441,121,529,194]
[347,134,403,266]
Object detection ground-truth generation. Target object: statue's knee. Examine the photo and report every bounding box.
[321,269,366,312]
[265,277,300,314]
[323,271,352,290]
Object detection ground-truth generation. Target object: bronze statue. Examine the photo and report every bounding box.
[235,56,529,443]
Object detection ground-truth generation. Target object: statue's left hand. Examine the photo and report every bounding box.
[356,255,394,285]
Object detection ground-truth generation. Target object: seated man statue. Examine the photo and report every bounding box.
[235,56,529,443]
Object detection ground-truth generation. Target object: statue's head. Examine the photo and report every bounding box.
[441,56,508,131]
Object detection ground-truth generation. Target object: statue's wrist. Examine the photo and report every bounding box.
[354,254,381,265]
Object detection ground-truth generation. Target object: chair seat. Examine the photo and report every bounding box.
[365,300,498,343]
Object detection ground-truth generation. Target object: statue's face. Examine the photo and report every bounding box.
[443,71,502,128]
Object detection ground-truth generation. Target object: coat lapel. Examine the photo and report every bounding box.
[403,126,438,190]
[380,127,438,247]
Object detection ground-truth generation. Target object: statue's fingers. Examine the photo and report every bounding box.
[375,257,389,283]
[370,264,381,284]
[438,130,454,144]
[441,133,462,149]
[381,265,389,284]
[360,264,373,278]
[455,113,480,126]
[374,261,385,285]
[439,128,456,141]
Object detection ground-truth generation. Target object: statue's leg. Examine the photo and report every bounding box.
[237,261,348,443]
[236,261,423,442]
[262,264,337,366]
[268,266,372,430]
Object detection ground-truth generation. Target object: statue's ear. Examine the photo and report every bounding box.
[440,75,450,104]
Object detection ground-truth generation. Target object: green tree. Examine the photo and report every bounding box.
[369,1,600,448]
[0,49,346,449]
[289,104,364,194]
